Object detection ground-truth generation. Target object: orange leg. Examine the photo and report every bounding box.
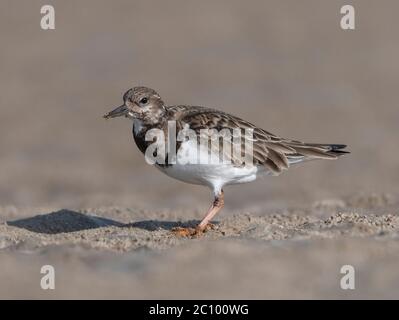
[172,190,224,237]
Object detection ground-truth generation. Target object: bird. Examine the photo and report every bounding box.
[103,86,349,237]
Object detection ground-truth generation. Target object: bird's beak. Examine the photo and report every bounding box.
[103,104,128,119]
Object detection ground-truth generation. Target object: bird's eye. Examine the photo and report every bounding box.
[139,97,148,105]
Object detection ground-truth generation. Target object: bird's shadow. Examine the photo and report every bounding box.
[6,209,203,234]
[127,219,201,231]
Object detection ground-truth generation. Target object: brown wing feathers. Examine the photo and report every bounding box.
[169,106,349,174]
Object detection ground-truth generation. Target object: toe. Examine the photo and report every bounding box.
[171,227,196,237]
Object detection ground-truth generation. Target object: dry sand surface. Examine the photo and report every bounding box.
[1,0,399,299]
[1,193,399,299]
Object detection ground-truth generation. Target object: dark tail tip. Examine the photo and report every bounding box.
[329,144,350,155]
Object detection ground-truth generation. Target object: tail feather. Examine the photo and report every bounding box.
[307,143,349,155]
[287,143,349,164]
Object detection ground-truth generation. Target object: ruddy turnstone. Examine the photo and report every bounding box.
[104,86,348,237]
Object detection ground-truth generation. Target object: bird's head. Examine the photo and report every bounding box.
[104,86,166,124]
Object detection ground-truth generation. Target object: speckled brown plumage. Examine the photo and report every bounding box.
[124,100,348,173]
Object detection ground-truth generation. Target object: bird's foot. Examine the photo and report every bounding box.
[171,227,197,237]
[172,223,216,238]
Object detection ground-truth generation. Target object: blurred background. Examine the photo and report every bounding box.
[2,0,399,301]
[0,0,398,211]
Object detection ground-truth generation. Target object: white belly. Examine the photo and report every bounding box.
[158,163,259,187]
[155,139,268,191]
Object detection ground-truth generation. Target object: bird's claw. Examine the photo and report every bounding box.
[171,223,216,238]
[171,227,197,237]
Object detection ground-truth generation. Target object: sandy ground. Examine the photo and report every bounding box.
[1,193,399,299]
[1,1,399,299]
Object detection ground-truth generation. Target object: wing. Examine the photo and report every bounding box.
[172,107,348,174]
